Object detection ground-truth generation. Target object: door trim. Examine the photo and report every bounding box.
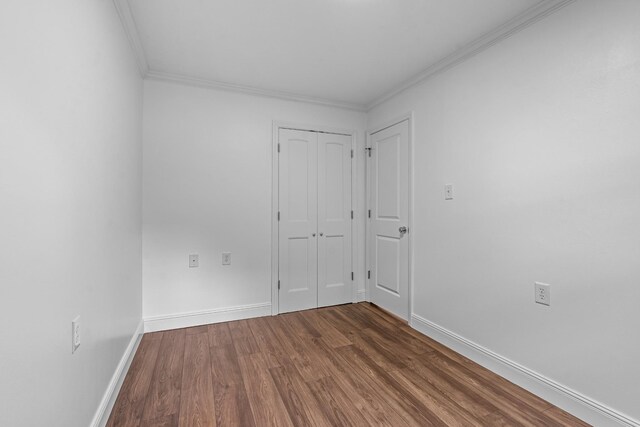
[365,112,414,321]
[271,121,358,315]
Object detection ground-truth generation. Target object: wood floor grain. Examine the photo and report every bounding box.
[107,303,590,426]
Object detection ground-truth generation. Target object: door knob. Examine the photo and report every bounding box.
[399,226,408,235]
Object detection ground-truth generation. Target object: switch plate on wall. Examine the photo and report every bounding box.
[535,282,551,306]
[189,254,199,268]
[445,184,454,200]
[222,252,231,265]
[71,316,80,353]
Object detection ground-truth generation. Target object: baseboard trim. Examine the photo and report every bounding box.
[144,302,272,332]
[410,314,639,427]
[90,319,144,427]
[356,289,366,302]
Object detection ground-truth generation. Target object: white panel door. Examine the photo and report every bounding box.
[317,132,352,307]
[278,129,318,313]
[368,120,409,320]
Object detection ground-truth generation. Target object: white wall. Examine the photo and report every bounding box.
[0,2,143,427]
[368,0,640,422]
[142,80,366,325]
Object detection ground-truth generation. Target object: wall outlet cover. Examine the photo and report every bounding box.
[445,184,454,200]
[72,316,81,353]
[535,282,551,306]
[189,254,199,268]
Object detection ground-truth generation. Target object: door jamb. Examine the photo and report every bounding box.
[271,121,358,315]
[365,112,414,321]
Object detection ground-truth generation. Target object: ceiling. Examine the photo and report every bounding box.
[123,0,567,110]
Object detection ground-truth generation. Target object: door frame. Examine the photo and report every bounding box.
[271,121,358,315]
[365,112,414,321]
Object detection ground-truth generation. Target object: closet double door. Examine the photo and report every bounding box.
[278,128,352,314]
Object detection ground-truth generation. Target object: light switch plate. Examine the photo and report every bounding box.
[222,252,231,265]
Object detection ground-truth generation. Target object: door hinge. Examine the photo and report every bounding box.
[368,270,371,279]
[351,210,353,219]
[368,209,371,218]
[277,143,280,153]
[351,272,354,281]
[351,149,354,158]
[365,147,372,157]
[278,280,280,290]
[277,211,280,221]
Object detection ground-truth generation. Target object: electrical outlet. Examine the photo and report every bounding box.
[189,254,199,268]
[445,184,454,200]
[222,252,231,265]
[535,282,551,306]
[72,316,81,353]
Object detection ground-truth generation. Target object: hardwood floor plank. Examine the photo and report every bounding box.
[329,305,370,331]
[178,332,215,427]
[139,414,177,427]
[185,325,209,335]
[269,315,331,382]
[108,303,589,427]
[333,345,440,426]
[303,309,352,348]
[404,353,506,421]
[305,376,367,427]
[482,412,526,426]
[353,304,431,355]
[424,351,561,426]
[213,382,256,427]
[107,334,163,427]
[207,322,233,348]
[269,364,332,427]
[210,344,243,387]
[308,338,411,427]
[291,312,323,338]
[145,331,166,341]
[353,330,407,371]
[389,368,484,427]
[141,329,186,422]
[424,339,554,414]
[228,319,260,356]
[237,352,294,427]
[246,316,292,368]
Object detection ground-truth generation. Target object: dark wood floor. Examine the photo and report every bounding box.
[107,302,589,426]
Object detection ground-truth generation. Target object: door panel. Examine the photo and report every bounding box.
[287,237,311,292]
[279,129,318,313]
[376,136,400,219]
[375,236,400,295]
[317,132,352,307]
[369,120,409,320]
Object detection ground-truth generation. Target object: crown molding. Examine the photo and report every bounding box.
[365,0,576,111]
[112,0,149,76]
[145,70,367,112]
[112,0,574,112]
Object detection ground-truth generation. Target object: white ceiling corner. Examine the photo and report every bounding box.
[112,0,149,75]
[114,0,575,111]
[367,0,576,110]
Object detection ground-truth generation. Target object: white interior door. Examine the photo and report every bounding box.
[368,120,410,320]
[317,132,352,307]
[278,128,353,313]
[278,129,318,313]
